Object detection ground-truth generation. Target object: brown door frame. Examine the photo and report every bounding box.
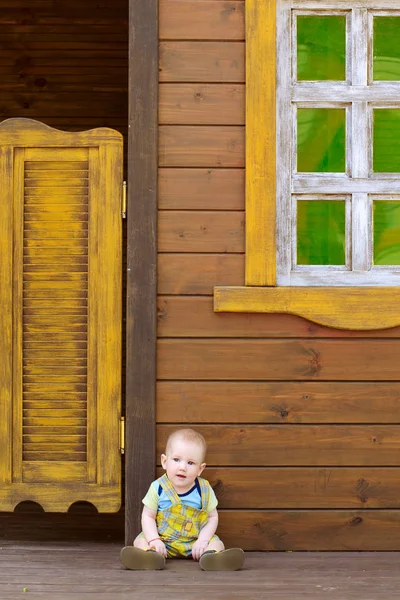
[125,0,158,544]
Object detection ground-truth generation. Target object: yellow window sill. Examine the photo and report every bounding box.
[214,286,400,331]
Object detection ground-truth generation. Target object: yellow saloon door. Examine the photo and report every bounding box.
[0,118,122,512]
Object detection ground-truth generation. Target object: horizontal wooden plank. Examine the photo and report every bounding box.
[153,467,400,508]
[23,299,87,309]
[159,1,244,40]
[158,211,244,252]
[0,3,127,17]
[157,296,400,338]
[158,254,244,294]
[25,238,88,248]
[23,315,87,325]
[23,384,87,393]
[23,443,86,453]
[23,366,87,375]
[23,375,87,384]
[159,42,244,82]
[23,427,86,436]
[22,461,87,483]
[218,510,400,550]
[159,126,244,167]
[157,339,400,380]
[0,50,128,68]
[157,424,400,466]
[0,92,127,118]
[23,452,86,461]
[159,83,244,124]
[158,168,245,210]
[156,381,400,423]
[24,280,87,291]
[24,409,86,418]
[23,396,87,404]
[23,274,87,283]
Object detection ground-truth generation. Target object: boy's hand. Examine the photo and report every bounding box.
[149,538,167,557]
[191,539,209,561]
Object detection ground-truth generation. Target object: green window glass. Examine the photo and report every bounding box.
[373,201,400,265]
[373,109,400,173]
[297,108,346,173]
[373,17,400,81]
[297,200,346,265]
[297,15,346,81]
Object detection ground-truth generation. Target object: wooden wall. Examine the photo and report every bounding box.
[157,0,400,551]
[0,0,127,543]
[0,0,128,139]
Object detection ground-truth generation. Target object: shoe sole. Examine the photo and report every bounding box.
[120,546,166,570]
[199,548,245,571]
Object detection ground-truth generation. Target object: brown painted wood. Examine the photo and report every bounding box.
[159,1,244,40]
[157,424,400,466]
[156,381,400,423]
[218,511,400,551]
[5,545,400,598]
[159,84,245,125]
[153,467,400,509]
[157,296,400,337]
[158,168,245,210]
[0,0,127,10]
[0,511,123,543]
[157,339,400,380]
[159,126,245,167]
[158,211,244,252]
[126,0,157,544]
[0,50,127,67]
[159,42,245,82]
[0,93,126,118]
[0,70,127,93]
[158,254,244,294]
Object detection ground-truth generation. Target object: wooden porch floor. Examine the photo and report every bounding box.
[0,543,398,600]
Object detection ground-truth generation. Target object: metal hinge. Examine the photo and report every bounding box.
[121,181,127,219]
[119,416,125,454]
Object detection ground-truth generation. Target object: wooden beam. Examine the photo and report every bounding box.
[126,0,158,544]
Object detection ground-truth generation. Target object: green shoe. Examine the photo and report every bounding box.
[199,548,245,571]
[120,546,166,570]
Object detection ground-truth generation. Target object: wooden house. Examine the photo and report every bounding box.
[2,0,400,552]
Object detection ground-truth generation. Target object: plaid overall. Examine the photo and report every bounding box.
[155,474,219,558]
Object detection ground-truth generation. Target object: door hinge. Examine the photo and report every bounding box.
[121,181,127,219]
[119,416,125,454]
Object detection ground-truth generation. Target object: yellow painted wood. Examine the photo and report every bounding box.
[0,118,122,512]
[0,146,13,488]
[214,286,400,330]
[245,0,276,286]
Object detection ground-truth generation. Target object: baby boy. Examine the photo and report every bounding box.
[120,428,244,570]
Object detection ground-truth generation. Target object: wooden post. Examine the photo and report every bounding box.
[126,0,158,544]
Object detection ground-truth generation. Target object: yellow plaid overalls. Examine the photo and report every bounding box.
[155,474,219,558]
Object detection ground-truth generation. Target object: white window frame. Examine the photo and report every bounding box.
[276,0,400,286]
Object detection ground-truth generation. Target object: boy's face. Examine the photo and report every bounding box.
[161,438,206,493]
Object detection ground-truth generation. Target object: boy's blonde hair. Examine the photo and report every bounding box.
[165,428,207,462]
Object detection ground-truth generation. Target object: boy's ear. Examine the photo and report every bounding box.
[198,462,206,476]
[161,454,167,470]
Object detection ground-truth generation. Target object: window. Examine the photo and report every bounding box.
[214,0,400,330]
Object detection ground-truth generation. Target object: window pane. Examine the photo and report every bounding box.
[297,15,346,81]
[373,201,400,265]
[297,200,346,265]
[373,109,400,173]
[297,108,346,173]
[373,17,400,81]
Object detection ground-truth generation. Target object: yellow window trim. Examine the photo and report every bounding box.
[214,0,400,331]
